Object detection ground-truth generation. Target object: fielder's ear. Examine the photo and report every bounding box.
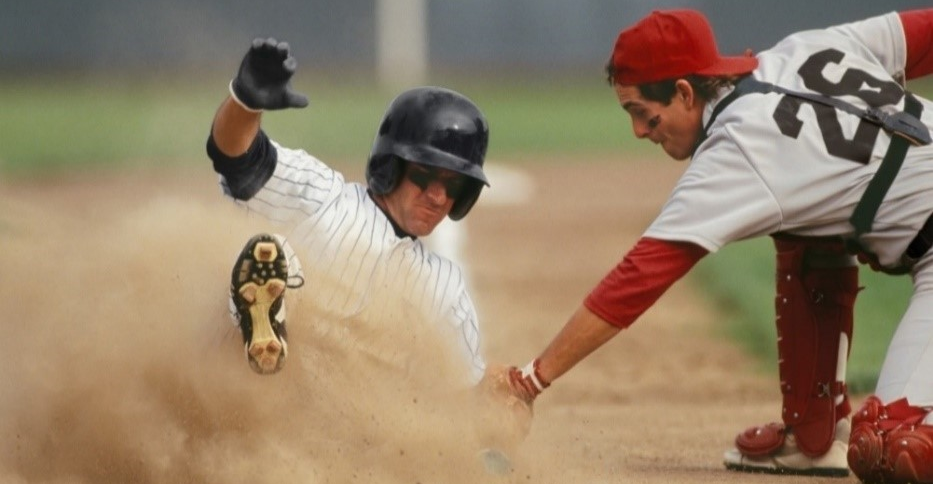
[674,79,695,107]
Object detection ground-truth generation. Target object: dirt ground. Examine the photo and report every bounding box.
[0,158,865,483]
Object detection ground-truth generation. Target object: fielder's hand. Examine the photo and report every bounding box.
[477,364,535,446]
[230,37,309,111]
[507,359,550,403]
[481,359,549,403]
[477,360,550,442]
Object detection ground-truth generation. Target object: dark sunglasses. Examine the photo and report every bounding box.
[405,165,468,199]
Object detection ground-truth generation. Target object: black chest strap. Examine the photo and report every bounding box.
[696,76,930,255]
[699,76,930,147]
[849,93,925,242]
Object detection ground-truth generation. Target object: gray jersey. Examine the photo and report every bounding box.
[221,140,485,384]
[646,12,933,270]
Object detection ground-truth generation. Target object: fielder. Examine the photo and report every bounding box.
[495,8,933,483]
[206,38,489,384]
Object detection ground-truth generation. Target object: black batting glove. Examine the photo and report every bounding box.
[230,37,309,111]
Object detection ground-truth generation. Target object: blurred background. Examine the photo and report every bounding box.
[1,0,929,391]
[3,0,930,77]
[1,0,930,174]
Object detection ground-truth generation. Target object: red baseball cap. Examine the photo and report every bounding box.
[610,9,758,85]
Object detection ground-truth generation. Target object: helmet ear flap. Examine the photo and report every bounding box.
[366,155,404,195]
[448,179,484,221]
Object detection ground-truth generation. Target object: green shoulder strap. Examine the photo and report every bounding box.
[849,93,924,241]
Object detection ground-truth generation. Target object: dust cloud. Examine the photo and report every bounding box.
[0,193,528,484]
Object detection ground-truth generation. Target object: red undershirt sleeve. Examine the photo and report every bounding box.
[584,237,708,329]
[900,9,933,80]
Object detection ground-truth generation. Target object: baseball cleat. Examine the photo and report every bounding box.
[723,419,850,477]
[230,233,303,374]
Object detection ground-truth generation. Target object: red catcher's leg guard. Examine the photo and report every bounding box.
[773,236,858,457]
[849,396,933,483]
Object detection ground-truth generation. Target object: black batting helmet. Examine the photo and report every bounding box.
[366,86,490,221]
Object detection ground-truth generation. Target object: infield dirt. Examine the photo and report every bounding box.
[0,158,863,483]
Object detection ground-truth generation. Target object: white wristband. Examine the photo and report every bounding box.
[228,80,264,113]
[520,360,547,392]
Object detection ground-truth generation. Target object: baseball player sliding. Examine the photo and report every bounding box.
[494,8,933,483]
[206,38,490,384]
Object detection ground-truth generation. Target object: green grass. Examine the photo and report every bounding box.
[691,238,912,394]
[0,81,202,174]
[0,74,644,176]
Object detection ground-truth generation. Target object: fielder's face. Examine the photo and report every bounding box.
[614,80,705,161]
[382,162,465,236]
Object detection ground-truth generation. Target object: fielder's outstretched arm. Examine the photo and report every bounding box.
[505,237,708,401]
[535,305,621,384]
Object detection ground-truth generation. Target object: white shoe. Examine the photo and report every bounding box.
[723,419,850,477]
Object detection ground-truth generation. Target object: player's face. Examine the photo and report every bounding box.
[382,162,464,236]
[614,81,704,161]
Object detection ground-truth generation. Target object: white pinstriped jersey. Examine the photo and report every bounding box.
[221,140,486,384]
[645,12,933,270]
